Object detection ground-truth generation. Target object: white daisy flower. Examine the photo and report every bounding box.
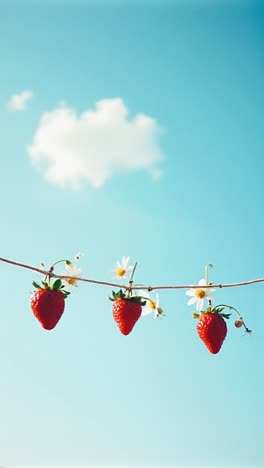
[62,262,82,287]
[185,278,215,311]
[113,256,134,279]
[139,290,164,319]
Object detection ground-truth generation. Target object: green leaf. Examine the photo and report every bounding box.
[222,313,231,319]
[63,294,69,299]
[193,312,200,319]
[32,281,42,290]
[53,279,62,290]
[115,289,126,300]
[212,308,220,314]
[62,291,71,298]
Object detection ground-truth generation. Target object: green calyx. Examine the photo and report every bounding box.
[32,278,71,299]
[109,289,146,305]
[32,258,74,299]
[193,312,201,319]
[192,306,231,320]
[211,306,232,319]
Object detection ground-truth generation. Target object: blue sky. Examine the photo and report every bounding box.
[0,0,264,466]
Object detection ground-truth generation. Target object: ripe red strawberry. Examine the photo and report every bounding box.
[31,279,70,330]
[196,311,228,354]
[110,290,146,335]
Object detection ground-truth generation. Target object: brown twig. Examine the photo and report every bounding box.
[0,256,264,291]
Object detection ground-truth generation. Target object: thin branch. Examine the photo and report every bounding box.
[1,256,264,291]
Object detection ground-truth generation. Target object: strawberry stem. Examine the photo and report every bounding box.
[129,262,137,284]
[51,259,71,268]
[205,263,213,307]
[127,262,138,298]
[205,263,213,285]
[44,259,71,286]
[213,304,252,333]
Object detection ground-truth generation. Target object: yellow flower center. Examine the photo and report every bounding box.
[195,289,206,299]
[67,277,77,286]
[116,267,126,277]
[149,299,157,310]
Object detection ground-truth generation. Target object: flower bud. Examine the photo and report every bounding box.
[235,319,244,328]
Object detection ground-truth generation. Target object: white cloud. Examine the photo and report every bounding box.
[7,90,33,111]
[27,98,164,190]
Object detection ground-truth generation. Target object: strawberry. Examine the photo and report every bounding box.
[110,290,146,335]
[31,279,70,330]
[194,308,230,354]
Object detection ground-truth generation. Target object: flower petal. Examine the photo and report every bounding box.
[198,279,206,286]
[186,289,195,297]
[196,299,204,311]
[122,256,129,268]
[141,308,153,316]
[187,297,197,306]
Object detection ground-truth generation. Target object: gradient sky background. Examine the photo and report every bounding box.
[0,0,264,466]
